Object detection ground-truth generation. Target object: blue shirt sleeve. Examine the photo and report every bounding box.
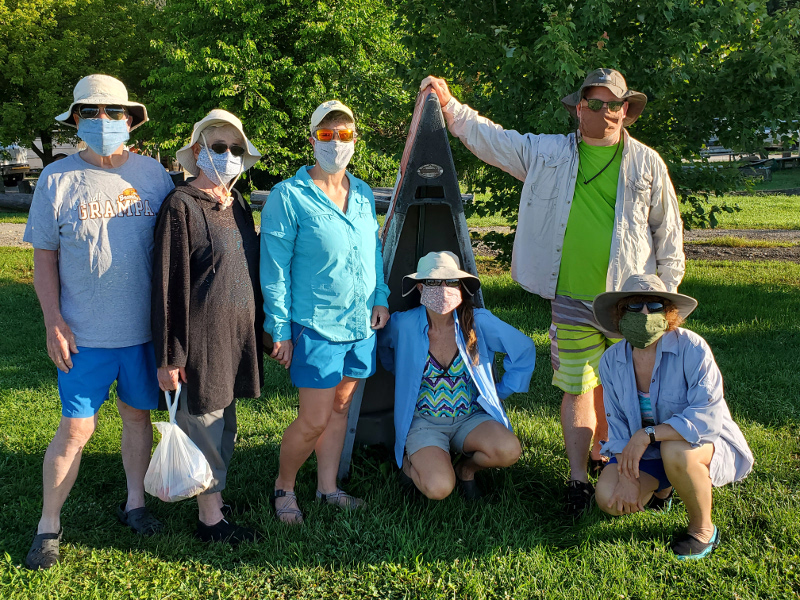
[376,316,397,374]
[260,186,298,342]
[364,186,389,308]
[663,336,725,447]
[475,309,536,400]
[598,349,631,458]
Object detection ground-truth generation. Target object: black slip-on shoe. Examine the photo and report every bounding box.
[672,526,720,560]
[25,529,63,570]
[195,518,258,545]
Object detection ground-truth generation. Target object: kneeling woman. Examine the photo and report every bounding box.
[593,274,753,560]
[378,251,536,500]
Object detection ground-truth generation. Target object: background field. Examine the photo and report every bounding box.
[1,246,798,599]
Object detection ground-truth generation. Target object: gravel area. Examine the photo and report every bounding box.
[2,222,798,262]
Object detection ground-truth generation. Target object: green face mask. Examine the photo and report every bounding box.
[618,311,668,349]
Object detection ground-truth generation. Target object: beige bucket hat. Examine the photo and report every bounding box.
[592,274,698,336]
[175,109,262,177]
[561,68,648,127]
[310,100,355,133]
[55,74,148,130]
[402,251,481,297]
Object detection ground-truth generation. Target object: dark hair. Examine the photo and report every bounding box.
[612,295,683,331]
[456,288,479,365]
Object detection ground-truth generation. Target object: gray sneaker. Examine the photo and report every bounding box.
[25,530,62,570]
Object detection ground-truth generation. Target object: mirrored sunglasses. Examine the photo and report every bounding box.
[208,143,246,157]
[77,105,129,121]
[314,128,357,142]
[624,301,665,313]
[423,279,461,288]
[584,99,626,113]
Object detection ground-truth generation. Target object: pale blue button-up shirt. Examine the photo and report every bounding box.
[599,327,754,486]
[260,167,389,343]
[378,305,536,467]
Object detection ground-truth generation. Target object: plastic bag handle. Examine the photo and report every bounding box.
[164,382,182,425]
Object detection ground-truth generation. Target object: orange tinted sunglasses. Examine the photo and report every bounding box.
[313,128,358,142]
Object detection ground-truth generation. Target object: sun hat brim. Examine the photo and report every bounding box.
[175,110,261,177]
[55,99,148,131]
[592,288,698,337]
[401,269,481,297]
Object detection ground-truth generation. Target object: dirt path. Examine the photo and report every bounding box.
[3,222,799,262]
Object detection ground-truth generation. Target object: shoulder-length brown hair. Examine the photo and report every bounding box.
[456,288,480,365]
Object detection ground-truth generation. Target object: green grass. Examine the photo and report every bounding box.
[690,236,798,248]
[752,167,800,191]
[0,210,28,224]
[711,193,800,230]
[1,246,799,598]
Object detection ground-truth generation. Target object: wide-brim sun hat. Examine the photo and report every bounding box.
[592,274,698,337]
[402,251,481,297]
[561,68,648,128]
[55,74,148,130]
[310,100,355,133]
[175,109,262,177]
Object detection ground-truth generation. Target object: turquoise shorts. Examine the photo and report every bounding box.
[289,323,376,389]
[57,342,159,418]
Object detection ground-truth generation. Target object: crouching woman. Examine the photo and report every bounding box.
[378,251,536,500]
[593,274,754,560]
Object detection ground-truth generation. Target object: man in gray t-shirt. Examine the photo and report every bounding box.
[23,75,174,571]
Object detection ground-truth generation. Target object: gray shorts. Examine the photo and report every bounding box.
[405,410,496,458]
[174,387,237,495]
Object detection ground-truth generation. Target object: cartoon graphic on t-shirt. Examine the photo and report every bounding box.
[78,187,155,220]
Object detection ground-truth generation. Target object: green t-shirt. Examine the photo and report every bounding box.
[556,140,623,301]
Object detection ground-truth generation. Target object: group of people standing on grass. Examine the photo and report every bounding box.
[21,68,753,570]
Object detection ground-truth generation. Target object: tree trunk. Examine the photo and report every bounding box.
[29,131,55,166]
[0,193,33,211]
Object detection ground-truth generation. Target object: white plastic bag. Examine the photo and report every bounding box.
[144,383,214,502]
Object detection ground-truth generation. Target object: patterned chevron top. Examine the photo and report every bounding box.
[415,352,480,418]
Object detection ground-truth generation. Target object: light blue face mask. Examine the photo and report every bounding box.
[77,118,130,156]
[196,132,244,189]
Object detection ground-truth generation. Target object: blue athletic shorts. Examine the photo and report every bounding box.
[57,342,160,418]
[289,323,376,389]
[610,453,672,492]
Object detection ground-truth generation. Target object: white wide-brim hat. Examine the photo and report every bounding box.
[310,100,355,133]
[592,274,698,337]
[55,74,148,130]
[402,251,481,297]
[175,109,262,177]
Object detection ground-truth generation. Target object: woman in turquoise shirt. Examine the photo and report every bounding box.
[260,101,390,523]
[378,251,536,500]
[593,274,753,560]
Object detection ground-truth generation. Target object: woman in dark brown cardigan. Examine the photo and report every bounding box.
[151,109,263,545]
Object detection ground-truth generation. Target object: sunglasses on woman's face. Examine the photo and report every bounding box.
[208,143,246,157]
[624,301,665,313]
[423,279,461,288]
[77,105,129,121]
[313,129,357,142]
[583,99,626,113]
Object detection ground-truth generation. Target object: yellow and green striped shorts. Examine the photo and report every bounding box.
[549,295,621,395]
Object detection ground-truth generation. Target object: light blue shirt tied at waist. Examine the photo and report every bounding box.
[378,305,536,467]
[599,328,754,487]
[260,166,390,343]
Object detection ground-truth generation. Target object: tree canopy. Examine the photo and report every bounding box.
[144,0,413,187]
[0,0,158,165]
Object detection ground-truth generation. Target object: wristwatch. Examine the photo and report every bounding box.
[644,426,657,445]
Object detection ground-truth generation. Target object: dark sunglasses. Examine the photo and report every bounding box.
[208,143,246,157]
[313,129,358,142]
[423,279,461,288]
[76,105,129,121]
[624,301,665,313]
[583,99,626,113]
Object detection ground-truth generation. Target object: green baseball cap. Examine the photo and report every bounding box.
[561,68,647,127]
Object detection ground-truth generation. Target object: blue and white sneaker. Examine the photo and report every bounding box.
[672,525,720,560]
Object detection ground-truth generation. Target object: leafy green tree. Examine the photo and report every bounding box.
[145,0,412,187]
[399,0,800,253]
[0,0,159,166]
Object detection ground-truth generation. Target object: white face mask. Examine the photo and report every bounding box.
[314,140,354,174]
